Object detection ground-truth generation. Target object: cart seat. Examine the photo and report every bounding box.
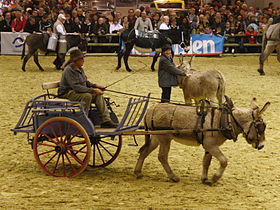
[42,81,70,101]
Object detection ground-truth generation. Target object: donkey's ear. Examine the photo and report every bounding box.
[179,53,183,65]
[251,98,259,109]
[260,102,271,115]
[189,55,195,65]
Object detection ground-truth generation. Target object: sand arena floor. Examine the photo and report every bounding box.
[0,55,279,209]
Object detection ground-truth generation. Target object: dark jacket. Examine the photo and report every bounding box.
[24,21,39,33]
[158,55,186,87]
[0,19,12,32]
[58,63,97,95]
[273,16,280,24]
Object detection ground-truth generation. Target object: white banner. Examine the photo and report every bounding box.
[1,32,29,55]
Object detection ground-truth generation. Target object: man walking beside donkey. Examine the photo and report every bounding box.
[158,45,187,102]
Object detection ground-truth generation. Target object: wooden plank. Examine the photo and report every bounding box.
[88,43,120,46]
[224,43,240,47]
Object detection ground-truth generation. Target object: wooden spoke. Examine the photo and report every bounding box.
[89,136,122,168]
[33,117,91,177]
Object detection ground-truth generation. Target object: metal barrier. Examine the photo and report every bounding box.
[224,33,263,53]
[0,32,264,55]
[87,33,121,55]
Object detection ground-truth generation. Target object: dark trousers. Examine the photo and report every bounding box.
[161,87,171,103]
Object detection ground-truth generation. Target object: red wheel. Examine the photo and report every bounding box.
[89,135,122,168]
[33,117,91,177]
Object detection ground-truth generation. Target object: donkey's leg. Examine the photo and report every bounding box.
[116,49,124,70]
[204,145,227,185]
[134,135,159,178]
[33,51,44,71]
[22,50,35,72]
[158,136,180,182]
[124,44,133,72]
[258,45,276,75]
[151,52,160,71]
[201,151,213,185]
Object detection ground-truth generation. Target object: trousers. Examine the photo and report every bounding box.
[161,87,171,103]
[62,90,111,122]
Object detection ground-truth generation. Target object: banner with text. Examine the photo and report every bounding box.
[1,32,29,55]
[187,34,225,55]
[129,34,225,56]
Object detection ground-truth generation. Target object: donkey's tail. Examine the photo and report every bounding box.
[138,116,151,153]
[21,41,26,60]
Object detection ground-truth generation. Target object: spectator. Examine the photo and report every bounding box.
[196,24,205,34]
[121,16,129,30]
[211,12,225,34]
[188,8,198,23]
[92,17,108,35]
[39,14,52,32]
[127,9,136,29]
[134,11,153,32]
[190,16,198,33]
[151,13,160,30]
[135,9,141,18]
[159,16,170,30]
[71,16,82,33]
[204,24,213,35]
[107,14,114,25]
[170,18,179,30]
[115,11,122,24]
[71,9,78,22]
[145,5,152,17]
[11,10,26,32]
[24,16,39,33]
[245,25,258,44]
[235,21,245,34]
[109,18,123,34]
[77,8,85,22]
[247,15,258,32]
[91,14,99,25]
[81,17,92,34]
[0,12,12,32]
[64,13,73,33]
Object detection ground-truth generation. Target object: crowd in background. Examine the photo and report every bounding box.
[0,0,280,48]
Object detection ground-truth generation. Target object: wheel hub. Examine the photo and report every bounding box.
[55,144,66,154]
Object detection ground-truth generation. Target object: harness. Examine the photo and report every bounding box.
[147,97,266,146]
[194,100,210,144]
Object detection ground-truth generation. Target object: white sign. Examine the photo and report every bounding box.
[1,32,29,55]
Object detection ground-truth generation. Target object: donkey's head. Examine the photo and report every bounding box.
[242,98,270,150]
[177,55,195,72]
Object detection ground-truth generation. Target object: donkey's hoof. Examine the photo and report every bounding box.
[211,175,220,184]
[115,66,121,70]
[21,68,26,72]
[202,178,212,186]
[169,176,180,183]
[126,69,132,72]
[134,171,143,179]
[40,69,44,72]
[257,69,265,75]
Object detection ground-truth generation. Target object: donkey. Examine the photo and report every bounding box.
[177,56,225,105]
[21,33,88,72]
[258,22,280,75]
[134,98,270,185]
[116,29,186,72]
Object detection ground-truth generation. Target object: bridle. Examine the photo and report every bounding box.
[230,108,266,146]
